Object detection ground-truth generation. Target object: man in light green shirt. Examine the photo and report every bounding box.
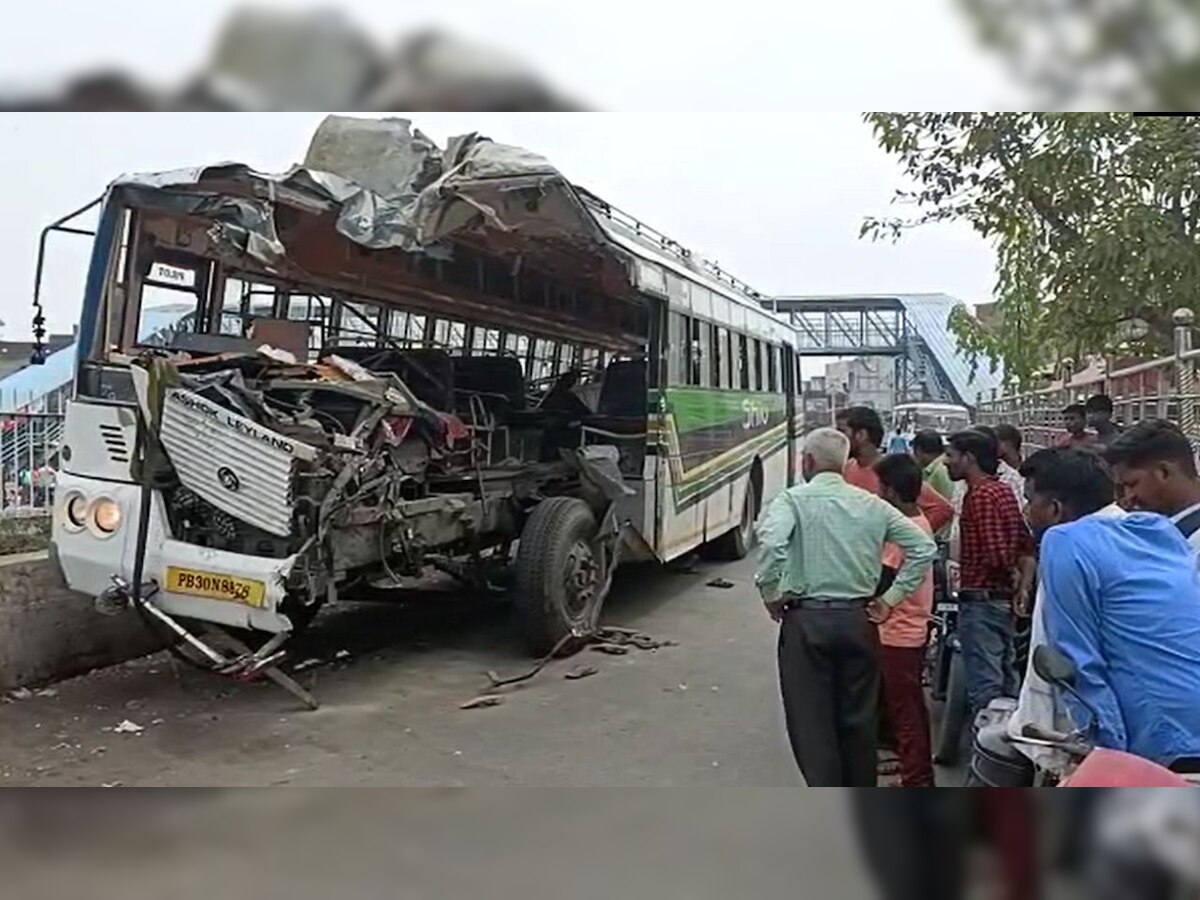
[755,426,936,786]
[912,429,954,538]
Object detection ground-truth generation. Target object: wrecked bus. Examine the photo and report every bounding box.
[42,116,802,671]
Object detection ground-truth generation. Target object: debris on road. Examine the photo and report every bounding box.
[8,688,33,701]
[705,577,735,589]
[485,632,577,689]
[113,720,144,735]
[564,665,598,681]
[293,658,325,672]
[459,694,504,710]
[34,688,59,698]
[485,626,676,690]
[602,629,678,652]
[590,643,629,656]
[334,650,352,661]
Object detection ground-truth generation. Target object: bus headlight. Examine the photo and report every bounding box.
[90,498,122,536]
[63,492,88,530]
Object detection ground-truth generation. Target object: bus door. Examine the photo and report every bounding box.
[647,294,669,556]
[783,344,798,485]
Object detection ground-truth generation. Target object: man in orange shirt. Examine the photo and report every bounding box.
[1055,403,1095,448]
[875,453,937,788]
[836,407,953,532]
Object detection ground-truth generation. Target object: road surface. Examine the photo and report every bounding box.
[2,553,810,787]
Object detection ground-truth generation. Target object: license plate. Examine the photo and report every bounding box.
[165,566,266,607]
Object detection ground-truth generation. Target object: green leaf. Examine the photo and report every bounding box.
[860,113,1200,389]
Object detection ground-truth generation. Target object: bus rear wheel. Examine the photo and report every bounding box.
[514,497,603,657]
[704,477,758,561]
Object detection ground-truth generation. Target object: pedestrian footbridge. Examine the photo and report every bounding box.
[763,293,1003,409]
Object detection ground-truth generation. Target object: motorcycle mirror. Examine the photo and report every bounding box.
[1033,645,1077,687]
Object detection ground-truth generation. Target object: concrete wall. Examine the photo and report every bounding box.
[0,512,51,555]
[0,551,161,691]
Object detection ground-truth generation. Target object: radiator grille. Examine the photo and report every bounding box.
[159,389,300,537]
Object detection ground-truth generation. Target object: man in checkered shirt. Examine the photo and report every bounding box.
[945,429,1034,732]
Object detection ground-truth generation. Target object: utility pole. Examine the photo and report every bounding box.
[1174,308,1196,438]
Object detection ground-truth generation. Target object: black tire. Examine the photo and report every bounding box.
[704,476,758,561]
[933,648,969,765]
[513,497,602,657]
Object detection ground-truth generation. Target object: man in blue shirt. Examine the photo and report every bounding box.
[1021,447,1200,770]
[886,425,910,455]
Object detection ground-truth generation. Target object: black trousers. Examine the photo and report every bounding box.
[852,792,967,900]
[777,604,881,786]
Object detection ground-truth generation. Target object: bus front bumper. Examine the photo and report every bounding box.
[51,472,299,633]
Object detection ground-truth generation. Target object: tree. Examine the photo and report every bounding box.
[862,113,1200,390]
[955,0,1200,111]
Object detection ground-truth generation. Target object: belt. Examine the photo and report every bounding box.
[959,589,1012,602]
[781,596,871,611]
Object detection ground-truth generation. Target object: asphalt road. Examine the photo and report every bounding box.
[1,553,807,787]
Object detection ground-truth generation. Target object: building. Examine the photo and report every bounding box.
[823,357,895,414]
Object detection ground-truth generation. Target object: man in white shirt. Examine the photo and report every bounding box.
[995,424,1026,509]
[1103,419,1200,551]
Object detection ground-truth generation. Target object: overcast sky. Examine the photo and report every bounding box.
[0,112,997,346]
[2,1,1018,110]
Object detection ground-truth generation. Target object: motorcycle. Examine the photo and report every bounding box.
[967,645,1198,788]
[925,549,972,766]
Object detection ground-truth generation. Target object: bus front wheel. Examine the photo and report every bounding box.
[514,497,604,657]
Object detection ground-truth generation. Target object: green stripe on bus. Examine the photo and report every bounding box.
[661,387,787,434]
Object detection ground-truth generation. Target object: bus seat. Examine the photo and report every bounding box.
[581,359,649,466]
[596,360,648,420]
[451,356,527,417]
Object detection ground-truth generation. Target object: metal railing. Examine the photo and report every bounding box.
[0,411,63,515]
[575,187,767,302]
[976,311,1200,450]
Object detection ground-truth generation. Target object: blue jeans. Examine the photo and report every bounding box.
[959,598,1016,728]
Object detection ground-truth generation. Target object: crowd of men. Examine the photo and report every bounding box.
[755,398,1200,788]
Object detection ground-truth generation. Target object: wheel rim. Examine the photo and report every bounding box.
[562,539,599,623]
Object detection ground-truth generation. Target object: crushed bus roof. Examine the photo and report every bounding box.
[109,115,778,336]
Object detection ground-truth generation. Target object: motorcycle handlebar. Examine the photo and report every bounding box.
[1016,723,1093,757]
[1021,722,1073,743]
